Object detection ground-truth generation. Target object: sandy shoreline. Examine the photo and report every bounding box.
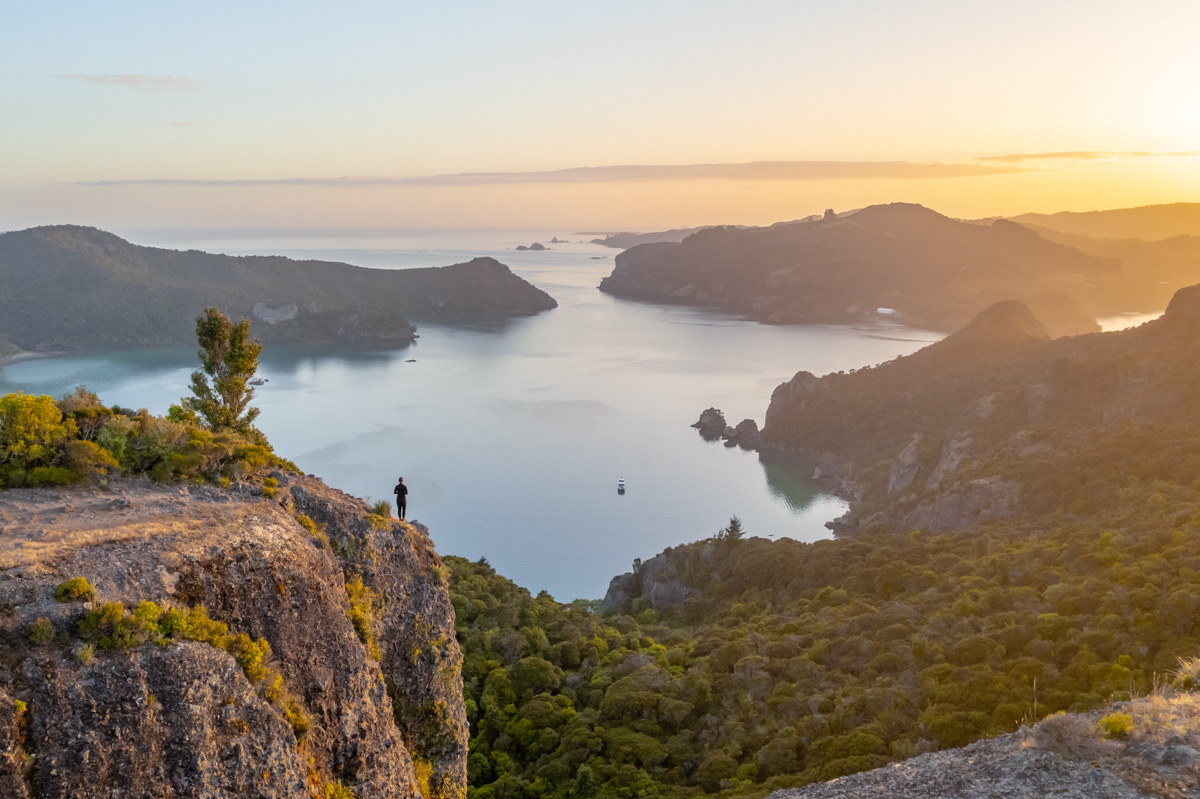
[0,351,63,371]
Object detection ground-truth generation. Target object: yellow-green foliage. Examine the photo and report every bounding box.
[62,439,119,480]
[1174,656,1200,690]
[74,642,95,664]
[295,512,331,549]
[412,759,433,799]
[1100,712,1133,739]
[0,389,286,489]
[284,697,311,743]
[55,576,95,602]
[371,498,391,517]
[69,600,310,745]
[323,782,357,799]
[367,511,392,531]
[226,633,272,682]
[28,617,55,645]
[345,575,381,660]
[0,393,75,486]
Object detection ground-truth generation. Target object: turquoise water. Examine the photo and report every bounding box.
[0,230,940,600]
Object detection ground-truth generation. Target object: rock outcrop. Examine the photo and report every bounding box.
[691,407,727,439]
[770,694,1200,799]
[691,408,760,447]
[601,543,719,613]
[0,473,467,799]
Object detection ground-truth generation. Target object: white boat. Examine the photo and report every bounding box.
[617,477,626,494]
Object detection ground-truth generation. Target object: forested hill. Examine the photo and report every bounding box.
[597,203,1164,337]
[761,285,1200,535]
[451,493,1200,799]
[0,225,557,352]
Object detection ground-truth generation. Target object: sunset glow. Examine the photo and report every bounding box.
[4,1,1199,229]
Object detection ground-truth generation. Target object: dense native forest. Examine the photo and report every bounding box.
[449,474,1200,799]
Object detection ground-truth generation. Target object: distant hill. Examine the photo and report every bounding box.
[760,285,1200,533]
[589,227,712,249]
[597,203,1156,336]
[1011,202,1200,240]
[1017,223,1200,292]
[0,225,557,353]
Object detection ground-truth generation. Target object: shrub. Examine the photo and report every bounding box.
[1100,712,1133,739]
[1029,711,1114,759]
[323,782,356,799]
[55,576,95,602]
[285,697,311,743]
[295,512,331,549]
[226,633,271,682]
[372,499,391,517]
[0,393,74,471]
[62,439,119,480]
[345,575,381,660]
[28,617,55,644]
[78,601,125,636]
[1175,656,1200,690]
[413,759,433,798]
[74,642,95,664]
[105,601,162,650]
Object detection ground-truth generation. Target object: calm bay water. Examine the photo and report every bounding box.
[0,229,940,600]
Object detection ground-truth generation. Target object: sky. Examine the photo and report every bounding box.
[3,0,1199,231]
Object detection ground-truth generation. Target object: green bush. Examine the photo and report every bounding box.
[55,577,95,602]
[28,617,55,645]
[344,575,381,660]
[74,642,95,664]
[323,782,356,799]
[1100,712,1133,739]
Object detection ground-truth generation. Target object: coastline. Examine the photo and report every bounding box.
[0,351,63,371]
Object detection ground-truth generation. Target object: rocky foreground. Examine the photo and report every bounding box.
[0,472,466,799]
[770,694,1200,799]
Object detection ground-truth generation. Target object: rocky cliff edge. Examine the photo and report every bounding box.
[0,472,467,799]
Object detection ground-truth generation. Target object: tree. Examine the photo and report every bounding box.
[181,308,263,435]
[717,515,745,543]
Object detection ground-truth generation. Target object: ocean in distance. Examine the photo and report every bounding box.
[0,228,941,600]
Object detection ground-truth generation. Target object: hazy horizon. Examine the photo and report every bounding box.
[5,1,1198,230]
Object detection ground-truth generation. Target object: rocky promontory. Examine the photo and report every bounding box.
[0,226,557,354]
[0,472,466,799]
[597,203,1155,336]
[760,287,1200,534]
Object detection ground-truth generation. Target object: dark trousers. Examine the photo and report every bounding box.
[397,498,406,518]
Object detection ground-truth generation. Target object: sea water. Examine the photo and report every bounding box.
[0,229,940,600]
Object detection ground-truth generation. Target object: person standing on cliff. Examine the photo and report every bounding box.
[393,477,408,520]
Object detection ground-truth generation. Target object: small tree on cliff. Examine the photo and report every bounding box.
[181,308,262,435]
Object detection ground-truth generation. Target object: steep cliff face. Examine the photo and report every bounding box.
[0,473,466,799]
